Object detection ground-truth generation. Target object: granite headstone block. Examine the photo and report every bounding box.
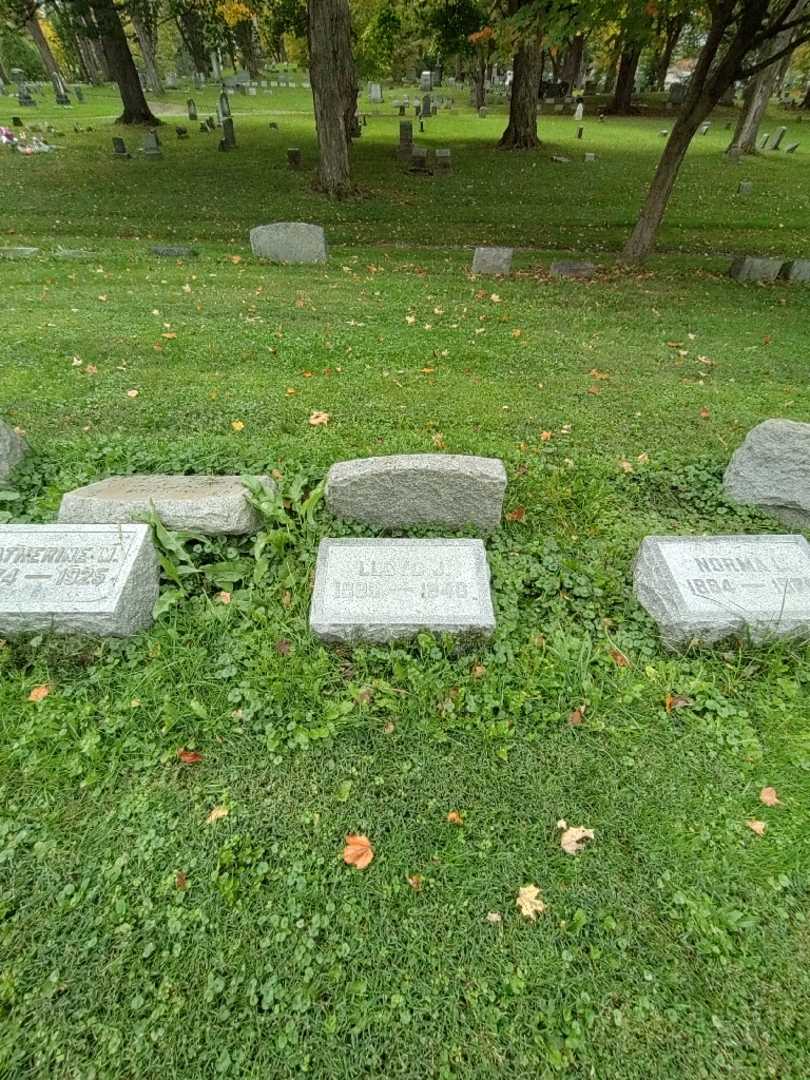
[0,419,27,482]
[326,454,507,531]
[723,419,810,527]
[0,523,159,637]
[249,222,327,263]
[471,246,513,275]
[310,538,496,643]
[634,534,810,647]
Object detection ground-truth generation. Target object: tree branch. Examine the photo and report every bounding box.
[738,28,810,76]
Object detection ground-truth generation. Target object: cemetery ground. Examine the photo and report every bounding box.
[1,85,810,1077]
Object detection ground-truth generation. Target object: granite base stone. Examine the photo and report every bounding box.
[0,420,27,483]
[728,256,784,283]
[310,538,496,643]
[634,534,810,648]
[249,222,327,263]
[151,244,198,258]
[550,260,596,279]
[0,247,39,259]
[779,260,810,283]
[471,246,513,275]
[325,454,507,531]
[0,524,159,637]
[58,475,274,535]
[723,419,810,527]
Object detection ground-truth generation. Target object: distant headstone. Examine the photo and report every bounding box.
[550,260,596,279]
[434,148,452,174]
[0,524,159,637]
[724,419,810,526]
[221,116,236,149]
[478,106,487,118]
[728,256,783,283]
[770,126,787,150]
[584,152,596,162]
[668,82,687,104]
[0,247,39,258]
[0,419,27,481]
[576,125,584,139]
[74,86,84,103]
[112,136,130,158]
[310,538,496,644]
[472,246,512,275]
[422,94,431,116]
[785,142,800,153]
[368,82,383,104]
[143,130,161,158]
[737,180,753,195]
[287,147,302,169]
[634,534,810,648]
[779,259,810,283]
[700,121,710,135]
[151,244,198,258]
[327,455,506,531]
[554,104,564,113]
[219,91,231,119]
[249,222,327,263]
[760,132,770,149]
[187,98,197,120]
[409,145,429,172]
[59,475,273,535]
[420,70,432,91]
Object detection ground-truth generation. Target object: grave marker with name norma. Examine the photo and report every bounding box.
[0,524,159,637]
[634,534,810,647]
[310,538,496,643]
[326,454,507,531]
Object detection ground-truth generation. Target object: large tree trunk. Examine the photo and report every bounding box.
[26,17,63,82]
[727,3,806,154]
[89,0,159,123]
[472,51,486,109]
[131,11,163,94]
[235,19,260,80]
[307,0,356,198]
[653,15,687,91]
[497,39,542,149]
[175,11,211,76]
[561,34,585,91]
[611,41,642,113]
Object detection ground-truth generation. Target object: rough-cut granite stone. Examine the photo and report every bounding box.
[151,244,198,258]
[0,420,27,482]
[779,260,810,283]
[633,533,810,648]
[550,260,596,279]
[325,454,507,531]
[471,246,513,275]
[0,523,159,637]
[728,256,784,283]
[310,537,496,643]
[724,419,810,527]
[249,222,327,263]
[58,475,274,535]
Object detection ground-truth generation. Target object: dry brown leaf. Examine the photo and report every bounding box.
[516,884,546,920]
[558,820,595,855]
[28,684,50,703]
[759,787,781,807]
[590,369,609,380]
[175,871,188,890]
[431,432,446,449]
[540,431,552,442]
[699,407,711,419]
[665,693,692,712]
[214,591,231,605]
[407,874,423,891]
[471,663,486,679]
[275,639,291,656]
[206,805,229,825]
[447,810,463,825]
[506,506,526,523]
[746,819,766,837]
[343,834,374,869]
[177,748,203,764]
[309,411,330,426]
[619,459,634,474]
[610,648,630,668]
[568,707,585,726]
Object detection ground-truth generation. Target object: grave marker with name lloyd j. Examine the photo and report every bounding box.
[633,534,810,648]
[0,524,159,637]
[310,538,496,643]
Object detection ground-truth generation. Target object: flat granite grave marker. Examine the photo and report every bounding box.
[634,534,810,647]
[151,244,198,258]
[59,475,273,535]
[0,246,39,259]
[472,246,512,275]
[0,523,159,637]
[723,419,810,526]
[249,222,327,263]
[728,256,783,283]
[0,419,27,481]
[326,454,507,531]
[310,538,496,643]
[550,260,596,279]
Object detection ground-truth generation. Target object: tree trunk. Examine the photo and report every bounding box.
[611,42,641,113]
[89,0,159,123]
[26,17,63,82]
[175,11,211,77]
[728,3,806,154]
[497,39,542,149]
[131,11,163,94]
[653,16,687,91]
[561,34,585,91]
[307,0,356,198]
[472,51,486,109]
[235,19,260,80]
[802,82,810,108]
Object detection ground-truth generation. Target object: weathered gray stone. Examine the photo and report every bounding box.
[550,260,596,279]
[728,256,784,283]
[472,246,513,275]
[326,454,506,531]
[249,222,327,264]
[0,523,159,637]
[0,420,27,482]
[634,534,810,648]
[310,538,496,643]
[779,259,810,283]
[151,244,198,258]
[58,474,274,535]
[723,419,810,526]
[770,126,787,150]
[0,247,39,259]
[737,180,753,195]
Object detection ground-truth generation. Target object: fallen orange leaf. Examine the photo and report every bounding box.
[407,874,423,891]
[28,684,50,703]
[343,834,374,869]
[309,411,330,426]
[610,648,630,668]
[746,819,766,837]
[206,805,229,825]
[759,787,781,807]
[506,506,526,523]
[447,810,463,825]
[177,748,203,764]
[214,591,231,605]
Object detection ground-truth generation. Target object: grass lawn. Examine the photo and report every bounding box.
[1,82,810,1078]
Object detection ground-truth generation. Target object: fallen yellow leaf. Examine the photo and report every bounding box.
[746,819,766,837]
[759,786,781,806]
[447,810,463,825]
[214,591,231,605]
[309,411,330,426]
[557,820,595,855]
[516,884,546,920]
[28,684,50,703]
[206,805,229,825]
[343,834,374,869]
[230,420,245,432]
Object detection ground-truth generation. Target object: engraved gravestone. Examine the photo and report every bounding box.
[310,538,496,643]
[634,534,810,647]
[59,474,273,534]
[472,246,513,275]
[0,419,27,481]
[326,454,506,531]
[0,524,159,637]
